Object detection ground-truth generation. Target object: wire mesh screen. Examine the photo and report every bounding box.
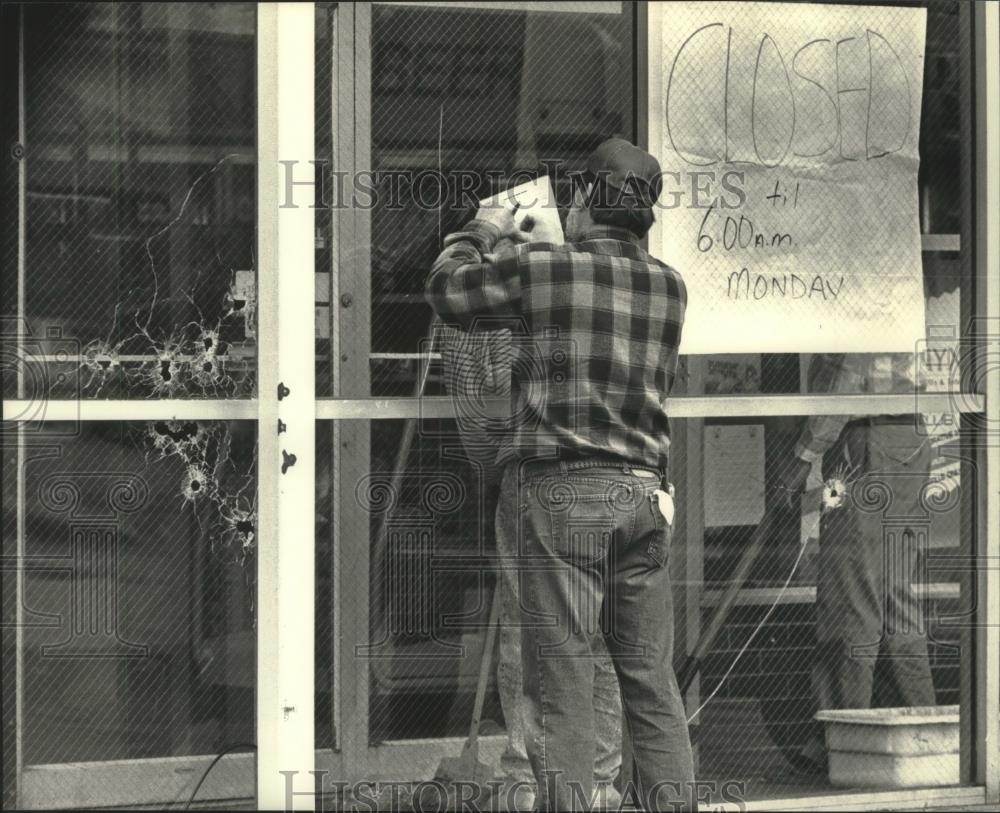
[362,2,634,398]
[5,4,257,401]
[8,420,256,801]
[324,0,975,805]
[361,418,502,742]
[331,406,966,800]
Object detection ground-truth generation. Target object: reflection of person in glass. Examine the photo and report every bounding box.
[779,352,937,773]
[428,138,695,812]
[440,315,623,812]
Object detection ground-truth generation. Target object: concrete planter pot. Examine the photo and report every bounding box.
[814,705,960,788]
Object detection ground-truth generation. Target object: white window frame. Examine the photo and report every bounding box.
[3,1,997,811]
[4,3,317,811]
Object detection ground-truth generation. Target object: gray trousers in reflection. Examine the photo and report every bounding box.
[494,472,623,786]
[813,421,937,713]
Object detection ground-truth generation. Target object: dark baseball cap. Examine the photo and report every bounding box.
[585,138,662,208]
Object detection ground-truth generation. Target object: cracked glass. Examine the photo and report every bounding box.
[9,3,256,401]
[2,2,259,805]
[8,421,257,777]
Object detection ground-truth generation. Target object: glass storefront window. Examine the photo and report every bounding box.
[15,3,257,401]
[322,1,635,398]
[316,0,991,809]
[18,422,257,765]
[325,407,970,801]
[2,2,260,809]
[2,1,996,810]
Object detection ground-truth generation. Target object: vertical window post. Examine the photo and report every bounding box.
[257,3,316,809]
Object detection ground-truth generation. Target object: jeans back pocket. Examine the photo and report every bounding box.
[535,476,621,565]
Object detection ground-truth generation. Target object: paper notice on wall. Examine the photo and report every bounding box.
[704,424,766,527]
[704,354,762,394]
[480,176,564,245]
[649,3,927,354]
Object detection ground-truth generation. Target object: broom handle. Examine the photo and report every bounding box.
[469,585,502,745]
[677,505,776,695]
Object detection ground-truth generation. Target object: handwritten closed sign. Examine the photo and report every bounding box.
[649,2,927,354]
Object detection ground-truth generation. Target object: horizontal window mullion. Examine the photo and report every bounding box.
[1,399,256,422]
[315,392,986,421]
[3,393,983,424]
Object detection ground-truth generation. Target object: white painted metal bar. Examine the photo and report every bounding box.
[256,3,317,810]
[1,399,256,422]
[275,0,317,801]
[314,392,986,421]
[978,1,1000,801]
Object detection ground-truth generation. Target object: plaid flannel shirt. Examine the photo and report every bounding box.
[439,323,512,477]
[426,220,687,471]
[794,352,927,462]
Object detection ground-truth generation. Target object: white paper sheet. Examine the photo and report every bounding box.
[479,176,564,245]
[704,424,766,527]
[648,2,928,354]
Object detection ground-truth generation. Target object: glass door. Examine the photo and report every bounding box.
[5,2,995,810]
[319,0,640,785]
[2,3,317,809]
[314,1,1000,809]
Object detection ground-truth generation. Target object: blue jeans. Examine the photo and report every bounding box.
[496,476,622,790]
[499,459,695,811]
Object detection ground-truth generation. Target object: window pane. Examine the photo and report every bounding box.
[334,410,967,801]
[353,418,501,742]
[357,2,633,397]
[5,420,256,802]
[338,2,972,401]
[680,413,965,794]
[316,422,336,750]
[11,4,256,400]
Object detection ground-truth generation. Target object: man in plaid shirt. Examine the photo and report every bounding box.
[428,139,695,811]
[780,352,937,773]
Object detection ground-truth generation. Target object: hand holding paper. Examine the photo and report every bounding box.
[478,176,565,247]
[475,197,534,245]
